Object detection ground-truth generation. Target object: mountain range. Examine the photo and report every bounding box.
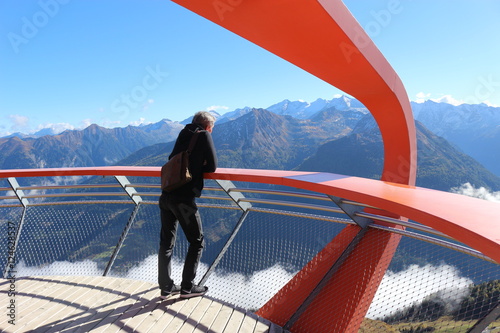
[1,96,499,193]
[121,108,500,192]
[0,120,181,169]
[412,100,500,176]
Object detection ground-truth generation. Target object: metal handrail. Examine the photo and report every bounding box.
[1,177,459,246]
[25,200,134,206]
[17,184,122,190]
[356,212,452,240]
[21,192,129,199]
[226,187,333,201]
[238,197,343,214]
[1,167,498,265]
[371,223,495,264]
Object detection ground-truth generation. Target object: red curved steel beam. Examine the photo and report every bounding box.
[164,2,415,329]
[170,0,417,186]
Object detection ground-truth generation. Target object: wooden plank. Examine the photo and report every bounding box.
[0,276,59,328]
[239,313,258,333]
[161,297,204,333]
[192,298,223,333]
[0,276,290,333]
[223,308,245,333]
[177,297,213,333]
[115,293,162,332]
[208,303,234,332]
[254,316,272,333]
[76,278,150,333]
[83,279,153,333]
[42,276,123,332]
[11,276,95,333]
[108,282,161,332]
[27,276,107,331]
[147,296,191,333]
[133,296,182,332]
[14,275,101,332]
[42,276,127,333]
[19,277,100,332]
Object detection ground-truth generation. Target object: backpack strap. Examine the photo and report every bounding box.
[187,130,200,153]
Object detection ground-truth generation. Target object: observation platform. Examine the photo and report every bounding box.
[0,276,288,333]
[1,167,499,332]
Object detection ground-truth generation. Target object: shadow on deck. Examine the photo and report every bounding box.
[0,276,289,333]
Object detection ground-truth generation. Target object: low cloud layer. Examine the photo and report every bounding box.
[451,182,500,203]
[115,254,295,310]
[367,264,472,319]
[15,258,472,318]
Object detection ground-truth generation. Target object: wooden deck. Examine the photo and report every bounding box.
[0,276,289,333]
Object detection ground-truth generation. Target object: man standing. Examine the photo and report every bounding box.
[158,111,217,299]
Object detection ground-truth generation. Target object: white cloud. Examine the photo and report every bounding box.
[16,260,101,276]
[13,255,295,311]
[12,258,474,318]
[207,264,295,309]
[99,119,121,128]
[413,93,499,106]
[0,130,11,138]
[450,183,500,203]
[205,105,229,112]
[80,119,93,128]
[367,264,472,320]
[413,93,469,106]
[121,255,295,310]
[141,99,155,111]
[431,95,464,106]
[36,122,75,134]
[414,92,431,103]
[129,117,152,127]
[8,114,30,131]
[481,100,498,107]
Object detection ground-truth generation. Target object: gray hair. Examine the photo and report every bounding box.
[192,111,216,129]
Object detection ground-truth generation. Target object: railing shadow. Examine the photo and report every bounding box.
[0,276,225,333]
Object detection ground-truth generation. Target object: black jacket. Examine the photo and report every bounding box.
[167,123,217,199]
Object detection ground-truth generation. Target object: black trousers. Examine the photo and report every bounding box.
[158,193,204,291]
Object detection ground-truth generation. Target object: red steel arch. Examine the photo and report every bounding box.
[170,0,417,186]
[168,1,417,331]
[5,0,483,331]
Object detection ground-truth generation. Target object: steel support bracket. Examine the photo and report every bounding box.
[215,179,252,212]
[104,176,143,276]
[8,177,29,207]
[199,179,252,285]
[328,195,372,228]
[115,175,142,205]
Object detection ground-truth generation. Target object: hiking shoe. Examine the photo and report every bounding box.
[180,285,208,299]
[160,284,181,299]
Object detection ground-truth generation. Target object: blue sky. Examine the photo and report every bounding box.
[1,0,499,136]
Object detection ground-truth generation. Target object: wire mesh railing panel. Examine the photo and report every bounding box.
[106,203,161,280]
[107,203,245,285]
[365,231,500,332]
[0,207,24,276]
[14,204,134,276]
[1,170,499,333]
[204,209,347,311]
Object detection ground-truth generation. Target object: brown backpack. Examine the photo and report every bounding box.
[161,131,200,192]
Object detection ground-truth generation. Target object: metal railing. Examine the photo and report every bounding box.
[1,167,499,333]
